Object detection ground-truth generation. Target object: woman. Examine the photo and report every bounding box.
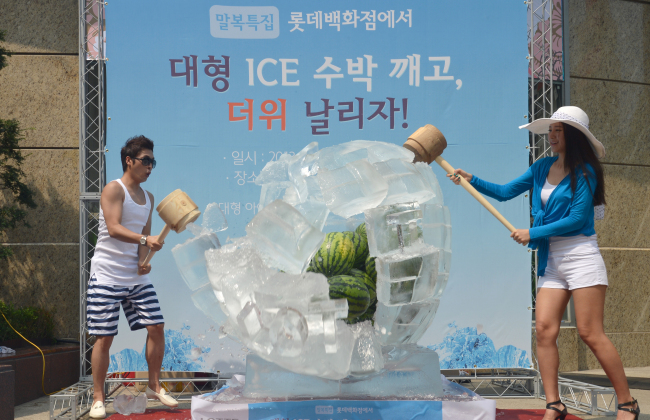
[448,106,639,420]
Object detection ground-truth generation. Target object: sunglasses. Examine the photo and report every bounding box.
[132,157,157,168]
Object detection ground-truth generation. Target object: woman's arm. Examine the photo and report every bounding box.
[468,166,534,202]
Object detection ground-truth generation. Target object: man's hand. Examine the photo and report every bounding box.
[145,235,164,251]
[138,263,152,276]
[510,229,530,246]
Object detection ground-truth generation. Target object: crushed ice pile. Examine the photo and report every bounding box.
[112,394,147,415]
[173,140,452,383]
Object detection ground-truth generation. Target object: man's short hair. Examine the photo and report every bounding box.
[120,135,154,172]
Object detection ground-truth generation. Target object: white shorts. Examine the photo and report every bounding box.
[537,235,608,290]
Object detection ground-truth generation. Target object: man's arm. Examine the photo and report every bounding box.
[138,191,155,269]
[102,182,163,249]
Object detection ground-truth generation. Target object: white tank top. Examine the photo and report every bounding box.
[541,178,556,207]
[90,179,152,285]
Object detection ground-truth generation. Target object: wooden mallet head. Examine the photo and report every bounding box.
[156,189,201,233]
[403,124,448,164]
[141,189,201,268]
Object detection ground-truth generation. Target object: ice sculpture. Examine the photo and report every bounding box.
[173,139,452,398]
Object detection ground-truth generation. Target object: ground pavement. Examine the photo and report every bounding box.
[15,368,650,420]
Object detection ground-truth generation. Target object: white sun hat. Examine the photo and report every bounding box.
[519,106,606,159]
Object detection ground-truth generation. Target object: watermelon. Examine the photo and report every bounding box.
[328,275,370,319]
[355,222,367,242]
[365,255,376,281]
[344,231,369,270]
[350,268,376,304]
[309,232,355,277]
[349,302,376,325]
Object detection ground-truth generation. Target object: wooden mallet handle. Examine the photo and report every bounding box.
[141,224,172,267]
[404,124,516,233]
[434,156,516,233]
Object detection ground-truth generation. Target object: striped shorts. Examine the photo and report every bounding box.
[86,276,165,336]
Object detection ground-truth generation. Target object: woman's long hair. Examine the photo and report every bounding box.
[562,123,606,205]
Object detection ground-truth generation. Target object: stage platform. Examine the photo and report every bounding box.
[104,407,584,420]
[188,375,498,420]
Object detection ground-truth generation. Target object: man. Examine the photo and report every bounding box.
[87,135,178,418]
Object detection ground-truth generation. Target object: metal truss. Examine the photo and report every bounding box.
[49,383,94,420]
[541,377,617,416]
[443,369,539,399]
[103,376,227,402]
[78,0,106,381]
[526,0,572,322]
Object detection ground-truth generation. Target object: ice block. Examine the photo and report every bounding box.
[365,202,424,257]
[246,200,325,274]
[172,232,220,291]
[317,160,388,218]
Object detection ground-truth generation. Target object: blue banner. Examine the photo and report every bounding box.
[105,0,532,373]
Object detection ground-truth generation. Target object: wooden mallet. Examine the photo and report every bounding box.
[141,189,201,267]
[403,124,516,233]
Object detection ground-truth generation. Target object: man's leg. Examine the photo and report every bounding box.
[145,323,165,392]
[91,335,114,403]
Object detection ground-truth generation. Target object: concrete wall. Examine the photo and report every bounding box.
[0,0,80,338]
[554,0,650,371]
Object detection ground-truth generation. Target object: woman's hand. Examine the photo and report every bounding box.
[510,229,530,246]
[138,263,152,276]
[446,168,473,185]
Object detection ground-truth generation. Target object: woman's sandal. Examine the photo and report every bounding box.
[618,399,640,420]
[545,400,567,420]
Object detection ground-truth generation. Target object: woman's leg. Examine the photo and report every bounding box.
[572,285,636,417]
[535,287,571,418]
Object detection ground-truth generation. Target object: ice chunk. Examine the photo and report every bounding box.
[255,153,291,185]
[421,204,451,250]
[259,182,294,209]
[242,345,442,399]
[245,200,325,274]
[317,160,388,218]
[345,345,443,397]
[307,298,349,353]
[292,199,330,231]
[172,232,220,291]
[288,142,320,201]
[237,301,263,340]
[243,318,355,385]
[349,321,384,375]
[252,272,330,327]
[317,142,369,170]
[415,162,444,205]
[439,249,452,275]
[365,202,423,257]
[318,141,414,170]
[432,273,449,299]
[375,297,440,345]
[112,394,147,415]
[191,284,228,326]
[205,239,277,318]
[202,202,228,232]
[268,308,308,357]
[374,159,435,205]
[258,272,330,306]
[375,244,440,306]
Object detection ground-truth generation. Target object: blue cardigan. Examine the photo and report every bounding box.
[469,156,596,276]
